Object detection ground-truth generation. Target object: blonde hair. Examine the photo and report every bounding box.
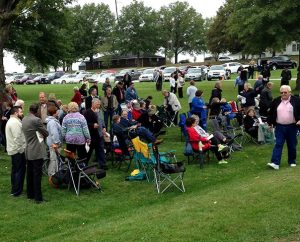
[14,99,25,108]
[67,102,79,113]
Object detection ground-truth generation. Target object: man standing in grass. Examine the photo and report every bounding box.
[22,104,49,203]
[267,85,300,170]
[5,106,26,197]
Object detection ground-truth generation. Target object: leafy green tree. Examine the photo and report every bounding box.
[114,0,160,66]
[1,0,73,85]
[159,1,206,63]
[206,3,244,60]
[71,3,115,69]
[227,0,300,55]
[0,0,35,90]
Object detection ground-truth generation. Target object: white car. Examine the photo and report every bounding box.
[52,74,76,84]
[68,73,92,84]
[87,73,115,84]
[218,56,234,62]
[207,65,228,81]
[163,67,176,81]
[138,68,155,82]
[222,62,249,74]
[5,75,15,84]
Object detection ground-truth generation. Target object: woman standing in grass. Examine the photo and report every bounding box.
[61,102,91,159]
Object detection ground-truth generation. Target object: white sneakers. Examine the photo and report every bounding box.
[267,163,297,170]
[267,163,279,170]
[218,160,228,164]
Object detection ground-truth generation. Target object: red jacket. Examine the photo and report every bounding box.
[186,127,211,151]
[132,108,142,121]
[71,91,82,106]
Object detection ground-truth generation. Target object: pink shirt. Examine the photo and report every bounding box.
[276,98,295,124]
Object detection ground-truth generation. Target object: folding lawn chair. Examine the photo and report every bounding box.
[64,149,106,196]
[152,145,185,194]
[178,113,188,142]
[157,105,178,128]
[131,136,177,183]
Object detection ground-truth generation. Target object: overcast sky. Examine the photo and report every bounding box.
[4,0,225,73]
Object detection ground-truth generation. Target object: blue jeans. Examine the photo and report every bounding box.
[271,124,298,165]
[137,127,156,143]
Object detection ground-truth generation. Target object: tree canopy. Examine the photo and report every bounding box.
[113,0,160,65]
[159,1,206,63]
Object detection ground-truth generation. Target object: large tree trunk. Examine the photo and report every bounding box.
[0,0,23,94]
[174,50,178,64]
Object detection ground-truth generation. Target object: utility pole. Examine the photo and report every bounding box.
[115,0,119,22]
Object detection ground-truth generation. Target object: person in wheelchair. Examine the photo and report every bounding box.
[186,116,229,164]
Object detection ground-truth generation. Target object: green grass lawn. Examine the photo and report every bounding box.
[1,77,300,241]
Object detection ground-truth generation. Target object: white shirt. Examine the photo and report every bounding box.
[5,116,26,156]
[169,77,176,87]
[187,86,198,103]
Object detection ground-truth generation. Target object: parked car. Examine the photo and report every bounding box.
[7,74,24,84]
[51,74,76,84]
[115,69,141,82]
[218,56,233,62]
[25,73,45,84]
[179,59,190,64]
[16,74,39,85]
[178,66,190,76]
[222,62,249,74]
[185,67,206,81]
[163,67,176,81]
[138,68,155,82]
[5,75,17,84]
[207,65,229,81]
[41,71,65,84]
[68,73,92,84]
[87,72,116,83]
[267,56,297,70]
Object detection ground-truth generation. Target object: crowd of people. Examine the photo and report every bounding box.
[1,65,300,203]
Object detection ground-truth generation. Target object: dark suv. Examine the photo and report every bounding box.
[267,56,297,70]
[40,71,64,84]
[114,69,141,82]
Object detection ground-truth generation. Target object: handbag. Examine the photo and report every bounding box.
[184,142,193,156]
[160,161,185,174]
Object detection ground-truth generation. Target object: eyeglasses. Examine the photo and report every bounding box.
[280,92,288,94]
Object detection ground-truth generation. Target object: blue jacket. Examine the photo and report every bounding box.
[46,116,62,147]
[125,87,139,101]
[191,97,205,114]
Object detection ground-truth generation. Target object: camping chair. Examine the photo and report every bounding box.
[110,127,134,171]
[131,136,176,182]
[64,149,106,196]
[152,145,185,194]
[157,105,178,128]
[178,113,188,142]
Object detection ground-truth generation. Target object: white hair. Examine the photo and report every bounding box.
[280,85,291,92]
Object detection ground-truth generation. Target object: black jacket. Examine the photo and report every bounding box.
[267,95,300,126]
[209,88,222,104]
